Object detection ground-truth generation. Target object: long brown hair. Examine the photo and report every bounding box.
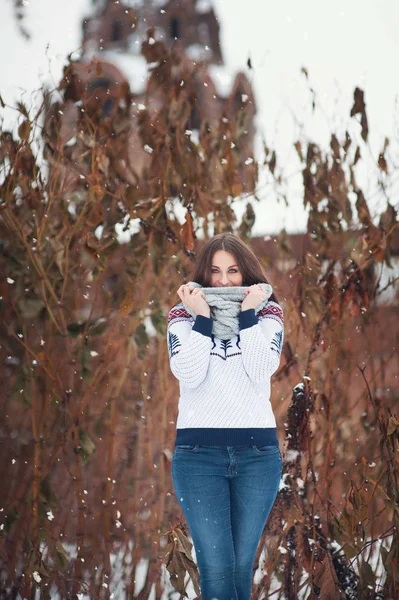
[192,233,278,304]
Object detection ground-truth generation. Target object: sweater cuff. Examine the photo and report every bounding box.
[239,308,258,330]
[192,315,213,338]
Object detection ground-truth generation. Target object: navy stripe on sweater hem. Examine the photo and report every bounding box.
[239,308,258,330]
[174,427,278,447]
[192,314,213,337]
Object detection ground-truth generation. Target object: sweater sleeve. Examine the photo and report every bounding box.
[238,301,284,383]
[167,303,213,389]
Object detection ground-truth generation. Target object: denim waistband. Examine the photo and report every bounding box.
[174,427,278,447]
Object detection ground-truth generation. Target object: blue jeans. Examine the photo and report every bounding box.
[171,444,282,600]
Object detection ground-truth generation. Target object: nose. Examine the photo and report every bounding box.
[220,273,229,285]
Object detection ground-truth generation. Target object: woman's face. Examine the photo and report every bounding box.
[210,250,243,287]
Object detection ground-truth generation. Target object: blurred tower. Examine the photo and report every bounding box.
[82,0,256,186]
[45,0,257,197]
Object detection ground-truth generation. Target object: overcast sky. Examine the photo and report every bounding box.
[0,0,398,235]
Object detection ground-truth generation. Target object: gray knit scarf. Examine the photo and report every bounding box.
[182,281,273,338]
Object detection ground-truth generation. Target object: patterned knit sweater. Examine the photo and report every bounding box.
[167,301,284,447]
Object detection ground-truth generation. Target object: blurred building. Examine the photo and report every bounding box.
[45,0,256,194]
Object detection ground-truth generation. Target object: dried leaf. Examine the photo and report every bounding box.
[359,560,376,592]
[350,87,368,142]
[378,152,388,173]
[387,415,399,436]
[379,203,396,231]
[269,150,276,174]
[180,211,195,252]
[87,202,105,227]
[353,146,361,165]
[294,141,303,162]
[330,134,340,159]
[120,288,136,317]
[313,553,341,600]
[90,183,104,202]
[237,202,255,239]
[343,131,352,153]
[86,232,100,250]
[17,102,29,118]
[195,189,213,217]
[350,234,370,269]
[18,120,31,142]
[141,29,169,65]
[79,430,96,460]
[17,298,44,319]
[165,526,201,597]
[55,542,69,570]
[355,190,371,226]
[231,181,243,197]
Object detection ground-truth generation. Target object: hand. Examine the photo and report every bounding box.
[177,284,211,317]
[241,284,268,311]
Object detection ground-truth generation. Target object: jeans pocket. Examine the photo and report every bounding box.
[252,444,281,456]
[174,444,199,453]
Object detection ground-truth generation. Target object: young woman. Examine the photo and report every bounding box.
[167,233,284,600]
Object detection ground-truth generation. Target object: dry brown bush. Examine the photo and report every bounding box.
[0,35,398,600]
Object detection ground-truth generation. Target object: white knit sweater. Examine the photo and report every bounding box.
[167,301,284,446]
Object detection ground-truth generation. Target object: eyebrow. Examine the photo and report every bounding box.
[211,264,239,268]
